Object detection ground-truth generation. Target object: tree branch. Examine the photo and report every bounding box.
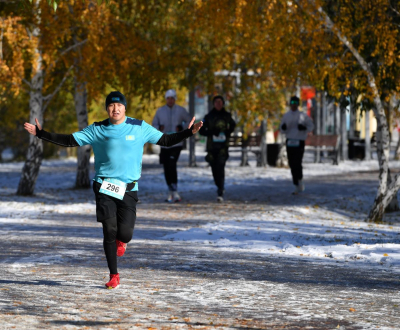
[43,65,73,112]
[389,2,400,17]
[46,39,88,73]
[23,79,32,88]
[60,39,88,57]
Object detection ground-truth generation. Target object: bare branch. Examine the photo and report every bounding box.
[60,39,88,57]
[43,65,73,112]
[296,0,382,114]
[46,39,88,73]
[389,2,400,17]
[23,79,32,88]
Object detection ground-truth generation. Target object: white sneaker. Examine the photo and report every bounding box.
[217,196,224,202]
[166,192,174,203]
[173,191,181,202]
[292,181,305,195]
[298,180,305,192]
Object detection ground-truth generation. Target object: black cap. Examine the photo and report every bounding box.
[290,96,300,105]
[105,91,127,109]
[213,95,225,105]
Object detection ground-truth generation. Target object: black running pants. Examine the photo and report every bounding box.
[160,147,182,190]
[206,148,229,194]
[286,140,305,186]
[93,182,138,274]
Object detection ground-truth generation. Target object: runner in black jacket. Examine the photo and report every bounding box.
[199,95,236,202]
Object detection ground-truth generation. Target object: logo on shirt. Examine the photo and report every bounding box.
[126,135,135,141]
[112,97,120,101]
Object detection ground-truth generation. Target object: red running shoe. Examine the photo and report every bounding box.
[116,239,127,257]
[105,273,120,289]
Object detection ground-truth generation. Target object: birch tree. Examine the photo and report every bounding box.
[1,1,76,195]
[15,1,72,195]
[292,0,400,221]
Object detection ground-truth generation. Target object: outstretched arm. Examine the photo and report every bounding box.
[157,117,203,147]
[24,118,79,147]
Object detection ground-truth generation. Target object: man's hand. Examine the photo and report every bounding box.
[281,123,287,131]
[188,117,203,134]
[24,118,41,136]
[298,124,307,131]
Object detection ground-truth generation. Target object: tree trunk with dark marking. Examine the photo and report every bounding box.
[299,1,399,222]
[74,77,91,188]
[17,55,44,196]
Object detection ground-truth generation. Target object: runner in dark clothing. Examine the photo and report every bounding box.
[199,95,236,202]
[280,96,314,194]
[24,91,203,289]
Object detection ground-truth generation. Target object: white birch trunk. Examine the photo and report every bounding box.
[188,89,196,167]
[275,132,288,168]
[17,53,44,195]
[259,117,268,167]
[364,110,371,160]
[395,137,400,160]
[74,78,91,188]
[301,1,393,222]
[340,103,348,161]
[385,170,400,212]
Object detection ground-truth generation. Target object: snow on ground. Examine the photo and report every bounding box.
[1,146,400,274]
[1,145,400,329]
[159,147,400,273]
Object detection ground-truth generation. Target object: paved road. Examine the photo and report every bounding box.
[1,165,400,329]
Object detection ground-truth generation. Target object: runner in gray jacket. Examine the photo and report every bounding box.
[152,89,192,202]
[280,96,314,194]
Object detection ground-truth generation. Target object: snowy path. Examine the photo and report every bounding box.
[1,151,400,329]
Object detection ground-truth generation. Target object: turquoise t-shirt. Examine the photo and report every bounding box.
[72,117,163,191]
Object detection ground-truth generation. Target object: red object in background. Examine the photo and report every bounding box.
[196,88,205,98]
[301,86,316,100]
[274,130,279,141]
[301,86,315,117]
[307,99,313,117]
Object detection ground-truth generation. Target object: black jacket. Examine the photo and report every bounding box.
[199,108,236,151]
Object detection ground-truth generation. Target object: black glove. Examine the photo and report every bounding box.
[298,124,307,131]
[281,123,287,131]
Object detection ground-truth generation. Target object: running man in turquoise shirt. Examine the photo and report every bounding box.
[24,91,203,289]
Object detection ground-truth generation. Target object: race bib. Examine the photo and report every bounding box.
[287,139,300,147]
[213,132,226,142]
[99,178,127,200]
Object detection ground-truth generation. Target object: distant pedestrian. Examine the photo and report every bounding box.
[199,95,236,202]
[24,91,203,289]
[280,96,314,194]
[152,89,192,203]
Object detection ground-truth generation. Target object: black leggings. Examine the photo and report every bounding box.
[102,219,134,275]
[160,147,182,190]
[93,182,138,274]
[286,140,305,186]
[206,148,228,195]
